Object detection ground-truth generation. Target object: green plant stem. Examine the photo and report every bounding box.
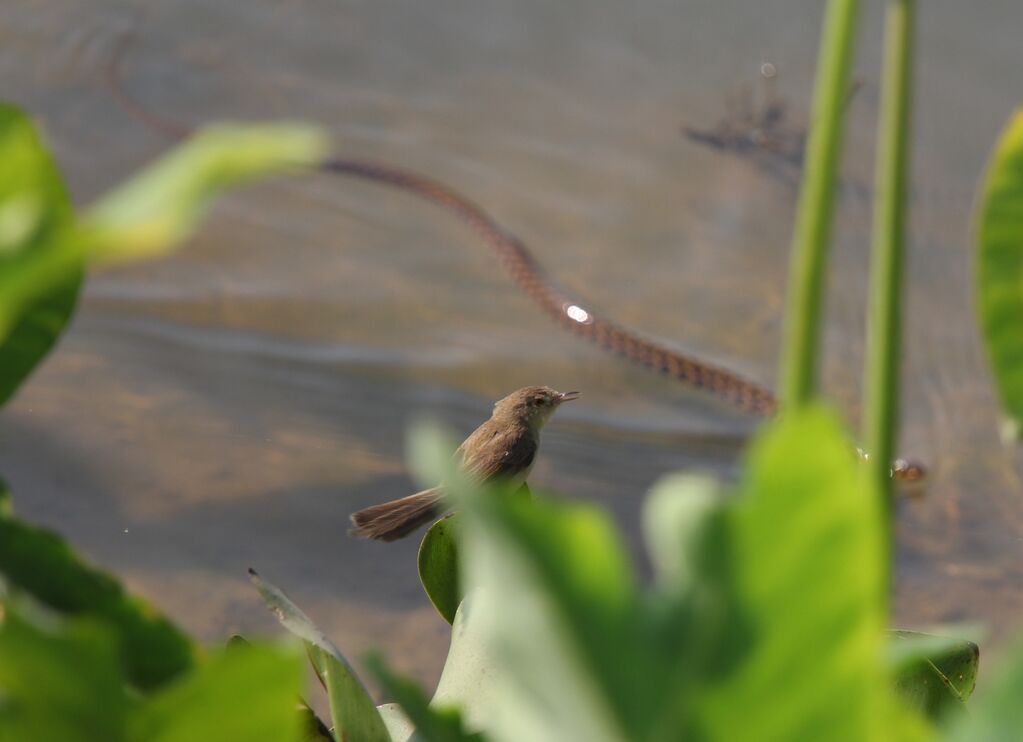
[780,0,861,407]
[864,0,915,523]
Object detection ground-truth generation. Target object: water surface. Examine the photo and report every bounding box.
[1,0,1021,691]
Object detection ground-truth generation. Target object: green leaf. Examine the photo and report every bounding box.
[944,639,1023,742]
[376,704,417,742]
[428,595,505,733]
[367,653,485,742]
[642,472,725,591]
[0,107,327,409]
[0,103,82,406]
[641,471,749,726]
[975,107,1023,438]
[419,405,926,742]
[0,476,11,516]
[888,630,979,702]
[249,569,391,742]
[0,516,196,690]
[892,658,966,721]
[129,643,305,742]
[84,123,329,264]
[450,482,652,741]
[418,515,462,625]
[225,633,332,742]
[0,609,128,742]
[697,405,892,741]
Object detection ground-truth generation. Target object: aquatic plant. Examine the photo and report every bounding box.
[2,0,1023,739]
[0,104,328,740]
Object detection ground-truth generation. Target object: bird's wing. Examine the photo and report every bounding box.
[459,423,536,483]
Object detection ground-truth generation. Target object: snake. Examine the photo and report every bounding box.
[102,31,925,483]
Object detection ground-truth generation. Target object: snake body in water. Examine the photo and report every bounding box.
[103,34,924,482]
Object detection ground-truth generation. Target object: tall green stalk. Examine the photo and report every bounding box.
[780,0,861,407]
[864,0,915,513]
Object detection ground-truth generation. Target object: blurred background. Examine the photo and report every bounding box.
[0,0,1020,691]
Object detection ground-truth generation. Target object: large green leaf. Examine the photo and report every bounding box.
[0,602,306,742]
[0,516,196,690]
[249,569,391,742]
[976,107,1023,438]
[437,480,654,740]
[429,405,925,741]
[129,644,305,742]
[0,609,127,742]
[697,406,893,741]
[418,515,462,625]
[84,123,328,264]
[0,104,82,406]
[428,594,506,733]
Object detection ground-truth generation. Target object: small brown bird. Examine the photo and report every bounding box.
[349,386,579,541]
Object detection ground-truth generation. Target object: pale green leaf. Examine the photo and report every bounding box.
[449,477,650,741]
[85,123,328,264]
[429,595,504,732]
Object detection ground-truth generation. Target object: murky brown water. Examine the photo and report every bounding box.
[1,0,1022,694]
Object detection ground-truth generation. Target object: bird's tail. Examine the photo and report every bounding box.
[349,488,442,542]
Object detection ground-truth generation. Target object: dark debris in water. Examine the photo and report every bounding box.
[682,63,865,189]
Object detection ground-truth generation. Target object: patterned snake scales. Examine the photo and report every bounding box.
[104,34,924,483]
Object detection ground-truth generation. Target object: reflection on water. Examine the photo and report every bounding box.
[1,0,1022,692]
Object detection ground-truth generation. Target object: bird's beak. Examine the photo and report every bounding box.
[557,390,581,403]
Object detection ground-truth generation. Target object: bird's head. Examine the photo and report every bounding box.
[493,386,579,429]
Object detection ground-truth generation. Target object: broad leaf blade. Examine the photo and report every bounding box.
[452,486,650,741]
[429,595,504,733]
[249,569,391,742]
[130,644,305,742]
[377,703,417,742]
[418,515,462,624]
[0,103,82,406]
[976,107,1023,438]
[0,516,196,690]
[0,609,126,742]
[641,471,747,729]
[642,473,724,591]
[698,406,891,741]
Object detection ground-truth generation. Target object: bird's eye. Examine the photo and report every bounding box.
[533,397,544,405]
